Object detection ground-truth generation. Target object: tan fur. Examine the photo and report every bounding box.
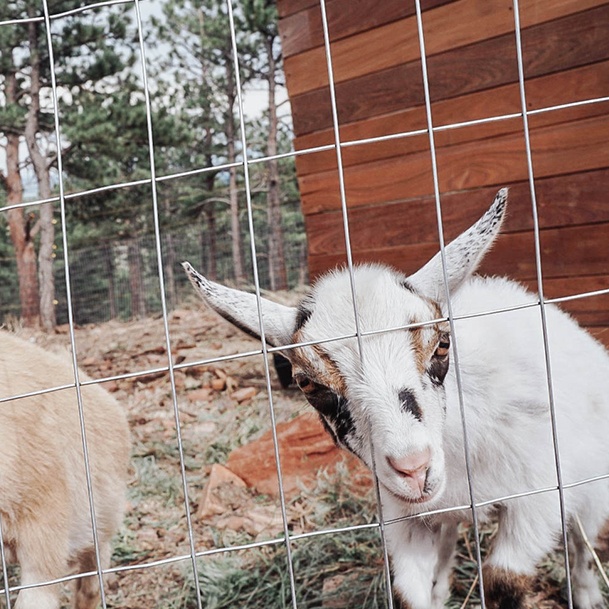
[290,342,348,396]
[411,322,449,375]
[0,332,131,609]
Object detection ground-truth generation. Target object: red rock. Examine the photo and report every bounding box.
[211,377,226,391]
[231,387,257,403]
[197,463,247,519]
[225,413,370,499]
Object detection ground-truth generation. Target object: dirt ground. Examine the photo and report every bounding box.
[6,300,609,608]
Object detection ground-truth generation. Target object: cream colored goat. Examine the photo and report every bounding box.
[0,332,130,609]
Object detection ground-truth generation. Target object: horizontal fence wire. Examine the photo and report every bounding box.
[1,0,608,606]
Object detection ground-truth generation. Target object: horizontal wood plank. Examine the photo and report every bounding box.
[298,113,609,214]
[293,61,609,177]
[279,0,455,58]
[529,277,609,327]
[307,223,609,283]
[283,0,608,99]
[277,0,317,19]
[289,4,609,135]
[305,169,609,256]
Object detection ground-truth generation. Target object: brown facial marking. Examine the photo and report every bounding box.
[408,299,447,374]
[411,326,449,376]
[289,339,348,397]
[482,565,531,609]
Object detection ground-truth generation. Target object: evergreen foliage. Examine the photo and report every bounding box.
[0,0,305,326]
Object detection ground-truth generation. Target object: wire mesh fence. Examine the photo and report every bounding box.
[1,0,609,608]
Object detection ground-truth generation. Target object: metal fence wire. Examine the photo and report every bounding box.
[1,0,609,608]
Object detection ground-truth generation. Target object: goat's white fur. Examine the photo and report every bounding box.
[0,332,130,609]
[183,190,609,609]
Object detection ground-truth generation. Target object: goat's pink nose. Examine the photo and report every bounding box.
[388,447,431,495]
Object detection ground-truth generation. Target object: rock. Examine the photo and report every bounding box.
[214,368,228,380]
[187,388,213,403]
[197,463,248,519]
[231,387,257,403]
[216,505,284,538]
[211,377,226,391]
[225,413,369,499]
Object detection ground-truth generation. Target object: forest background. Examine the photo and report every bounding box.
[0,0,305,330]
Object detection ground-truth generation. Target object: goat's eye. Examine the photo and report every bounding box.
[294,374,315,394]
[434,335,450,358]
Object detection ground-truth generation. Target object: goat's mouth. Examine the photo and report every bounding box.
[381,479,440,505]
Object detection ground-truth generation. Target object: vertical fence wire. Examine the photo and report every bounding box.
[41,0,108,604]
[511,1,574,606]
[412,1,488,605]
[317,0,396,605]
[131,0,204,606]
[224,0,300,606]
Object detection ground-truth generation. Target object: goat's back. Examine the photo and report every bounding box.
[443,276,609,509]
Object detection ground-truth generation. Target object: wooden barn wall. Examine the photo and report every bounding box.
[276,0,609,342]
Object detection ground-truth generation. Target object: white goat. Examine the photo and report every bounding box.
[183,190,609,609]
[0,332,130,609]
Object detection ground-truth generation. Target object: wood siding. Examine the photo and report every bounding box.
[277,0,609,344]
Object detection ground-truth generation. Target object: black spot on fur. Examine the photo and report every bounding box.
[302,383,356,449]
[398,389,423,421]
[427,354,449,386]
[295,301,313,331]
[401,279,418,293]
[273,353,293,388]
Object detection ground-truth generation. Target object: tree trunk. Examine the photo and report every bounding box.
[162,197,177,309]
[2,70,40,326]
[226,66,245,284]
[265,35,288,291]
[203,204,218,280]
[103,243,117,319]
[25,18,56,331]
[127,238,146,319]
[165,234,177,310]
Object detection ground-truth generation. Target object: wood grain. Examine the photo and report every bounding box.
[298,113,609,214]
[589,328,609,349]
[307,223,609,282]
[283,0,608,98]
[289,4,609,135]
[305,169,609,256]
[279,0,454,58]
[292,61,609,177]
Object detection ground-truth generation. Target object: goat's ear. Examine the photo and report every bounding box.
[182,262,298,348]
[408,188,508,303]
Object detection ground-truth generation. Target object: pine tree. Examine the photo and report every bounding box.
[0,0,137,328]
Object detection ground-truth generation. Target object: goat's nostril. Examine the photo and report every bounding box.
[388,448,431,494]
